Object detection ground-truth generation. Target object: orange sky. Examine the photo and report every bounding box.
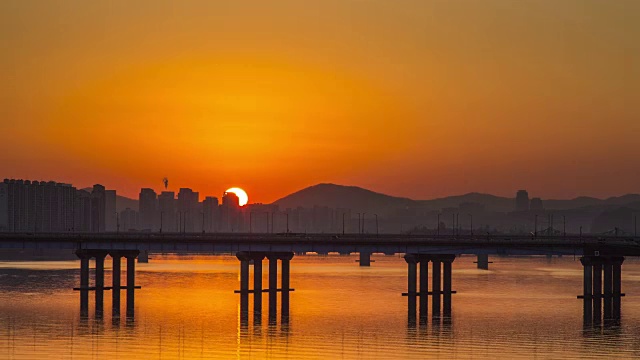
[1,1,638,202]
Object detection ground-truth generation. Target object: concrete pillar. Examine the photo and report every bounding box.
[359,252,371,267]
[432,259,442,316]
[442,255,455,316]
[280,252,294,320]
[612,256,624,320]
[252,253,265,321]
[112,253,121,315]
[94,252,107,318]
[126,252,138,318]
[76,251,90,317]
[138,250,149,263]
[477,254,489,270]
[268,254,278,325]
[580,257,593,326]
[419,256,429,320]
[404,254,418,325]
[593,259,602,324]
[603,258,613,319]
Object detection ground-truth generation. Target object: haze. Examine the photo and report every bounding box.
[1,0,638,201]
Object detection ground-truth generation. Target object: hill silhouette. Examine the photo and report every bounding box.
[273,183,415,216]
[272,183,640,215]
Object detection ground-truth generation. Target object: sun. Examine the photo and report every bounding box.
[225,187,248,206]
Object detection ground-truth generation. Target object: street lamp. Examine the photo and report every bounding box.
[250,212,253,234]
[356,213,361,234]
[116,212,120,233]
[342,212,345,235]
[468,214,473,236]
[286,212,289,234]
[160,211,163,233]
[437,213,441,236]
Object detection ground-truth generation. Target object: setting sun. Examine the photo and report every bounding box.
[225,187,248,206]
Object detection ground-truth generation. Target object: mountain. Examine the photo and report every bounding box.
[272,183,640,215]
[416,193,513,212]
[272,183,415,216]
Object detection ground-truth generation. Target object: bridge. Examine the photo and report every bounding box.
[1,232,639,327]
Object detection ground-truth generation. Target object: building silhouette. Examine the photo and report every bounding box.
[139,188,158,231]
[515,190,530,212]
[158,191,177,232]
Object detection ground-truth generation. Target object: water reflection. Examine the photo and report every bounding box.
[77,287,136,325]
[238,290,291,338]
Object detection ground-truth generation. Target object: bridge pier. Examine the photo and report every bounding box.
[419,255,429,322]
[112,252,121,316]
[74,249,139,320]
[125,251,140,318]
[94,251,107,318]
[236,251,295,324]
[404,254,418,325]
[442,255,455,316]
[138,250,149,263]
[404,254,456,322]
[579,255,624,326]
[359,252,371,267]
[432,258,441,316]
[475,254,492,270]
[78,252,90,317]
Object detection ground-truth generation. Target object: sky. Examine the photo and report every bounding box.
[1,0,638,202]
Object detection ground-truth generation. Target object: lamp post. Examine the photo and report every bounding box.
[356,213,361,234]
[563,215,566,237]
[202,211,205,234]
[534,214,538,238]
[437,213,441,236]
[342,212,345,235]
[160,211,163,233]
[116,212,120,233]
[374,214,379,237]
[286,212,289,234]
[469,214,473,236]
[250,212,253,234]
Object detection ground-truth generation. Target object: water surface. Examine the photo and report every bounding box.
[2,254,640,359]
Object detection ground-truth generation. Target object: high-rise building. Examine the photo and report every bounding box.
[1,179,77,232]
[105,190,117,231]
[221,192,241,232]
[530,197,543,211]
[515,190,530,212]
[158,191,176,232]
[0,182,7,231]
[91,184,106,232]
[74,190,92,232]
[202,196,219,233]
[178,188,199,232]
[139,188,158,231]
[120,208,139,231]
